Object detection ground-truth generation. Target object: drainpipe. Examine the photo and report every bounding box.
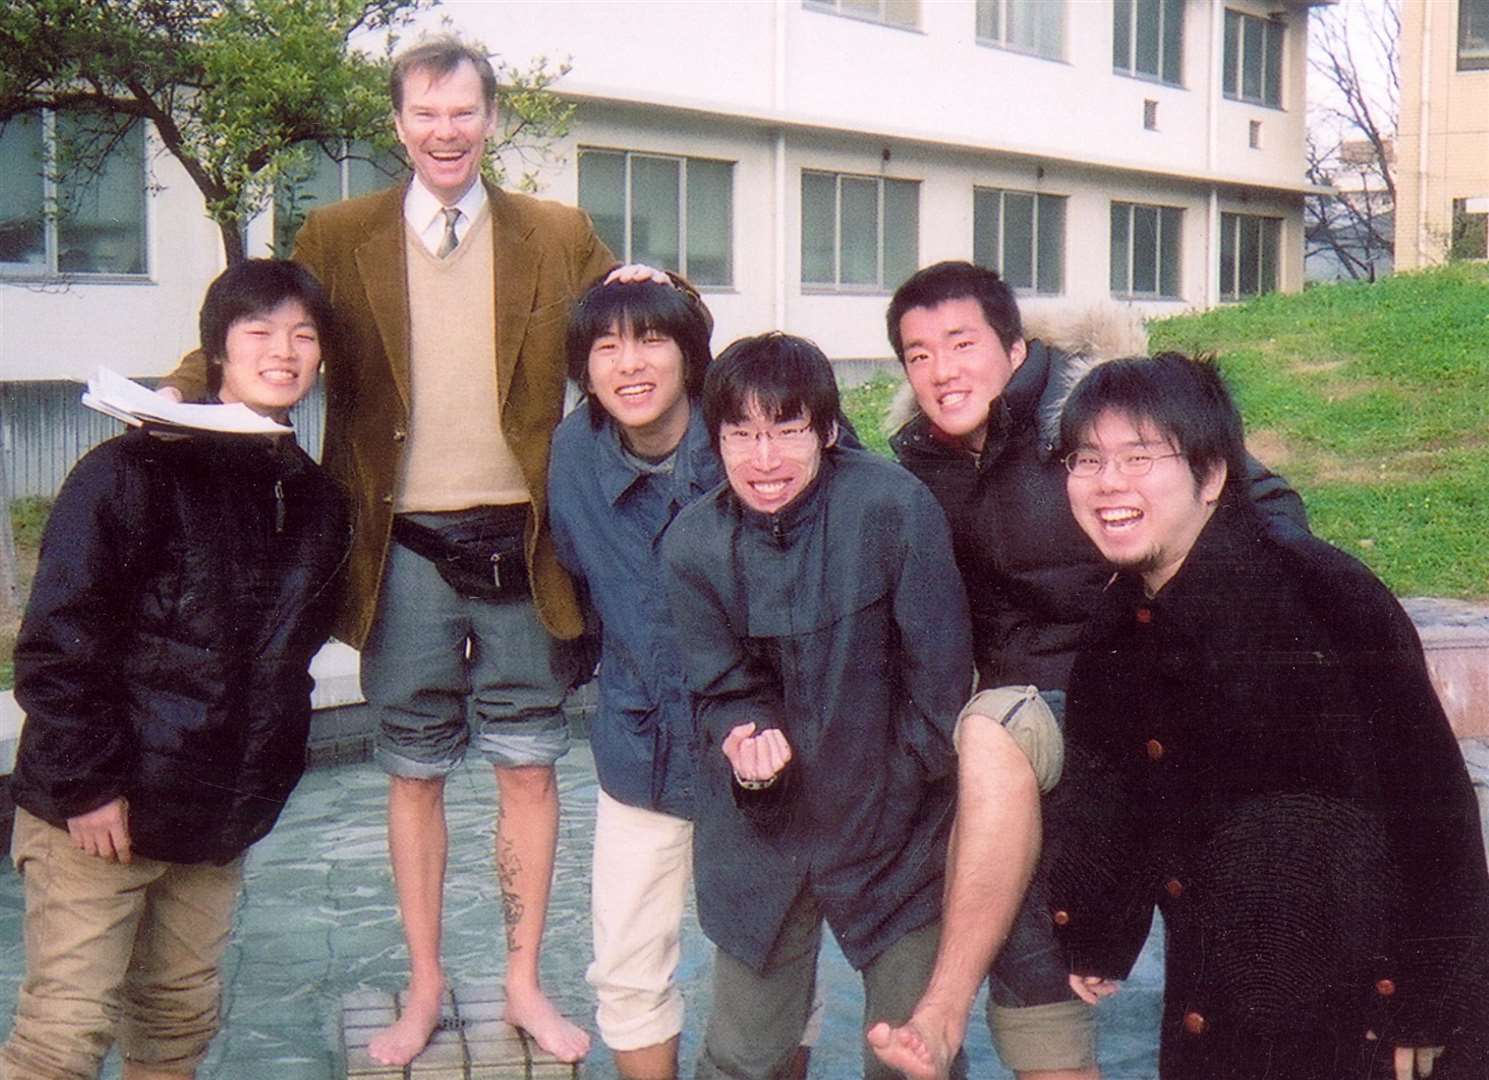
[1205,0,1223,307]
[1417,1,1433,265]
[772,0,789,328]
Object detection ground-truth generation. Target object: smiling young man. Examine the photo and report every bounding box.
[2,260,348,1080]
[662,333,983,1080]
[1051,353,1489,1080]
[160,35,623,1068]
[871,261,1310,1080]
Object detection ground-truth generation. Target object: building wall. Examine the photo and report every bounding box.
[1396,0,1489,269]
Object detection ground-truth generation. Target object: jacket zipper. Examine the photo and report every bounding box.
[273,479,285,534]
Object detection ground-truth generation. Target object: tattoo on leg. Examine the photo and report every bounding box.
[497,832,524,953]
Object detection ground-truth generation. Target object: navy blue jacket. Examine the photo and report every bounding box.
[548,402,721,818]
[663,447,973,972]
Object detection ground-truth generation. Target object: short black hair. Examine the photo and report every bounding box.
[566,279,714,427]
[391,35,498,114]
[702,333,839,444]
[1059,352,1246,491]
[886,260,1023,361]
[198,259,337,395]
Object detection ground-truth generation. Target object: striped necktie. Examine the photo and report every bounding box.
[436,207,461,258]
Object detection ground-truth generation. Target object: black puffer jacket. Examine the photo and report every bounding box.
[12,428,349,864]
[891,340,1307,691]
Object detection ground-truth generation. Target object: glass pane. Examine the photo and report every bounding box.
[1260,218,1279,293]
[801,171,837,284]
[1219,213,1237,298]
[0,112,47,268]
[839,176,879,286]
[1110,203,1130,293]
[1007,0,1037,50]
[56,114,146,274]
[976,0,1000,40]
[973,188,1001,271]
[630,155,681,273]
[1036,194,1065,294]
[1134,0,1160,76]
[1037,0,1065,58]
[1161,0,1184,84]
[578,150,627,262]
[884,0,919,26]
[1223,10,1241,96]
[1159,206,1182,297]
[1238,215,1260,296]
[685,158,733,287]
[347,140,407,196]
[1264,21,1284,106]
[274,142,344,258]
[1242,15,1264,100]
[1113,0,1132,68]
[1462,0,1489,65]
[1131,204,1158,294]
[1002,192,1035,289]
[882,178,919,288]
[842,0,881,15]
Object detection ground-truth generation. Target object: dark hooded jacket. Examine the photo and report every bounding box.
[1051,495,1489,1079]
[663,447,972,972]
[891,338,1307,691]
[12,428,349,865]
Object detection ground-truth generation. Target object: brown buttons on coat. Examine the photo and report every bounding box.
[1165,878,1184,899]
[1182,1011,1208,1035]
[1052,909,1071,926]
[1146,738,1165,762]
[392,428,408,443]
[381,494,394,505]
[1375,978,1396,997]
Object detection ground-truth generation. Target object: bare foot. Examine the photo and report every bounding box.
[505,983,591,1063]
[368,988,443,1067]
[867,1017,953,1080]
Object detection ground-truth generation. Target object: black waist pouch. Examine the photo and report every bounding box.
[392,505,529,601]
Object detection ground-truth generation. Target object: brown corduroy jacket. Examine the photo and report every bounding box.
[164,181,614,647]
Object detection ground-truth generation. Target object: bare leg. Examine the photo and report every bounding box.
[495,764,591,1063]
[369,775,449,1067]
[613,1035,680,1080]
[868,713,1042,1080]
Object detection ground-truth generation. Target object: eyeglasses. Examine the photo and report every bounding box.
[1063,450,1184,478]
[719,422,818,455]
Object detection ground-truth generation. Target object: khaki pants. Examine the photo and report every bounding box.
[0,809,243,1080]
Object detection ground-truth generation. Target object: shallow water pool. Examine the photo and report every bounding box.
[0,743,1163,1077]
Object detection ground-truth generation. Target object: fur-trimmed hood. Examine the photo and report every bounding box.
[882,304,1150,448]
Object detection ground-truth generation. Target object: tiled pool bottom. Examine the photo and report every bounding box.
[0,743,1164,1078]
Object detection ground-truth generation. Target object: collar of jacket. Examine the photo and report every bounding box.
[594,402,716,507]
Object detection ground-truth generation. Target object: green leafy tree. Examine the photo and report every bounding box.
[0,0,575,263]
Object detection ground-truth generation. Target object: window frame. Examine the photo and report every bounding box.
[972,186,1066,295]
[1450,198,1489,260]
[800,169,920,293]
[974,0,1065,61]
[802,0,920,31]
[0,109,150,281]
[1459,0,1489,70]
[272,140,407,258]
[576,148,735,288]
[1109,200,1184,300]
[1113,0,1185,86]
[1223,9,1285,108]
[1218,211,1281,301]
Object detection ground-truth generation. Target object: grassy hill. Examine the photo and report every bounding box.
[845,263,1489,599]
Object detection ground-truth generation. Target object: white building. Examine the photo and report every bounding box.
[2,0,1327,488]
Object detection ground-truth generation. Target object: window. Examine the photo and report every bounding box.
[1460,0,1489,70]
[1110,201,1183,298]
[578,150,733,287]
[975,0,1064,59]
[1451,198,1489,260]
[1144,100,1160,130]
[273,141,406,257]
[1219,213,1280,299]
[1113,0,1184,85]
[1,110,148,277]
[801,171,918,291]
[1223,10,1284,107]
[1249,120,1263,148]
[804,0,918,29]
[973,188,1065,294]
